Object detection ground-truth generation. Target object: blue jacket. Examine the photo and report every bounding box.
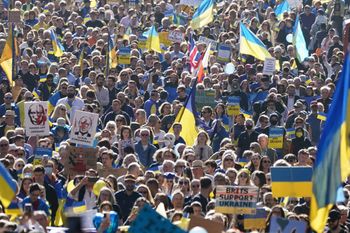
[134,141,157,167]
[21,197,50,217]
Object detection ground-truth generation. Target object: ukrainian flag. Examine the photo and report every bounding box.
[123,27,132,40]
[48,91,62,114]
[2,0,8,8]
[271,166,312,197]
[317,112,327,121]
[239,23,271,61]
[50,29,64,57]
[310,54,350,233]
[0,163,17,207]
[243,208,268,230]
[274,0,290,20]
[0,26,18,86]
[5,202,22,221]
[146,26,162,53]
[108,34,118,69]
[169,83,199,146]
[190,0,214,30]
[32,87,41,100]
[293,15,308,62]
[71,201,87,213]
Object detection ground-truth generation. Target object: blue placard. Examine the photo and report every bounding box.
[129,205,186,233]
[270,216,307,233]
[34,147,53,157]
[227,96,240,104]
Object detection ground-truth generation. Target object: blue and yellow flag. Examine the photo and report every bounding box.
[0,26,18,86]
[146,26,162,53]
[317,112,327,121]
[169,83,199,146]
[190,0,214,29]
[5,202,22,221]
[108,34,118,69]
[310,54,350,233]
[271,167,312,197]
[274,0,290,20]
[48,91,61,114]
[50,29,64,57]
[293,15,308,62]
[0,163,17,207]
[239,23,271,61]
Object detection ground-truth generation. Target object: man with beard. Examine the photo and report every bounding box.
[114,174,142,222]
[56,85,84,120]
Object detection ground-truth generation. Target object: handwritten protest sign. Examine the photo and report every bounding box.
[98,167,127,178]
[217,43,231,63]
[70,110,98,146]
[168,31,184,44]
[227,96,240,116]
[25,101,50,136]
[195,89,216,110]
[64,146,98,176]
[270,216,307,233]
[129,204,186,233]
[269,127,284,149]
[215,186,259,214]
[188,215,224,233]
[118,47,131,65]
[263,57,276,75]
[198,36,218,51]
[244,208,268,230]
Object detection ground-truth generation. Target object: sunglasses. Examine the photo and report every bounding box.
[224,158,234,161]
[263,160,271,164]
[179,181,189,185]
[138,190,148,194]
[0,144,9,147]
[191,184,200,188]
[296,121,303,124]
[141,134,149,137]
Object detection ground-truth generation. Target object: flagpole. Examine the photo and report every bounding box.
[105,31,110,77]
[11,23,15,85]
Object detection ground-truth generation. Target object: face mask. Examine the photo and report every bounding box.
[67,93,75,98]
[246,125,253,130]
[296,132,303,138]
[45,167,53,176]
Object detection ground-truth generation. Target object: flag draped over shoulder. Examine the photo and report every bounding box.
[0,26,18,85]
[275,0,290,20]
[50,29,64,57]
[190,0,214,30]
[169,83,199,146]
[239,23,272,61]
[146,26,162,53]
[0,163,17,207]
[293,15,309,62]
[310,54,350,233]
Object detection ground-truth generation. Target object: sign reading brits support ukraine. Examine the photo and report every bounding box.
[215,186,258,214]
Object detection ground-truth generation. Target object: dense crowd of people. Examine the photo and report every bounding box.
[0,0,349,232]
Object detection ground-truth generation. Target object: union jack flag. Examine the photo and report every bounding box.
[188,35,202,71]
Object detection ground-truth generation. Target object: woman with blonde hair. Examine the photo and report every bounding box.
[136,184,155,206]
[51,104,70,124]
[236,169,253,186]
[193,131,213,161]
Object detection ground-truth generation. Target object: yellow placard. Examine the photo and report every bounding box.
[227,104,240,116]
[269,136,283,149]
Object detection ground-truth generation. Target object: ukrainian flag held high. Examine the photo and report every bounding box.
[293,15,309,62]
[146,26,162,53]
[169,84,199,146]
[108,34,118,69]
[310,53,350,233]
[239,23,272,61]
[274,0,290,20]
[0,26,18,85]
[0,162,17,207]
[190,0,214,30]
[50,29,64,57]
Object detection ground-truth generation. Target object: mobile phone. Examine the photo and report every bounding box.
[24,203,33,214]
[88,177,99,183]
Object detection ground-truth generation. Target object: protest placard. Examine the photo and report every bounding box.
[98,167,127,178]
[118,47,131,65]
[198,36,218,51]
[270,216,307,233]
[168,31,184,44]
[129,204,186,233]
[179,0,200,6]
[64,146,98,176]
[217,43,231,63]
[70,110,98,146]
[188,215,224,233]
[244,207,268,230]
[226,96,240,116]
[271,167,312,197]
[25,101,50,137]
[138,36,148,50]
[33,147,53,165]
[286,128,296,139]
[269,127,284,149]
[8,10,21,24]
[215,186,259,214]
[263,57,276,75]
[287,0,302,9]
[195,89,216,110]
